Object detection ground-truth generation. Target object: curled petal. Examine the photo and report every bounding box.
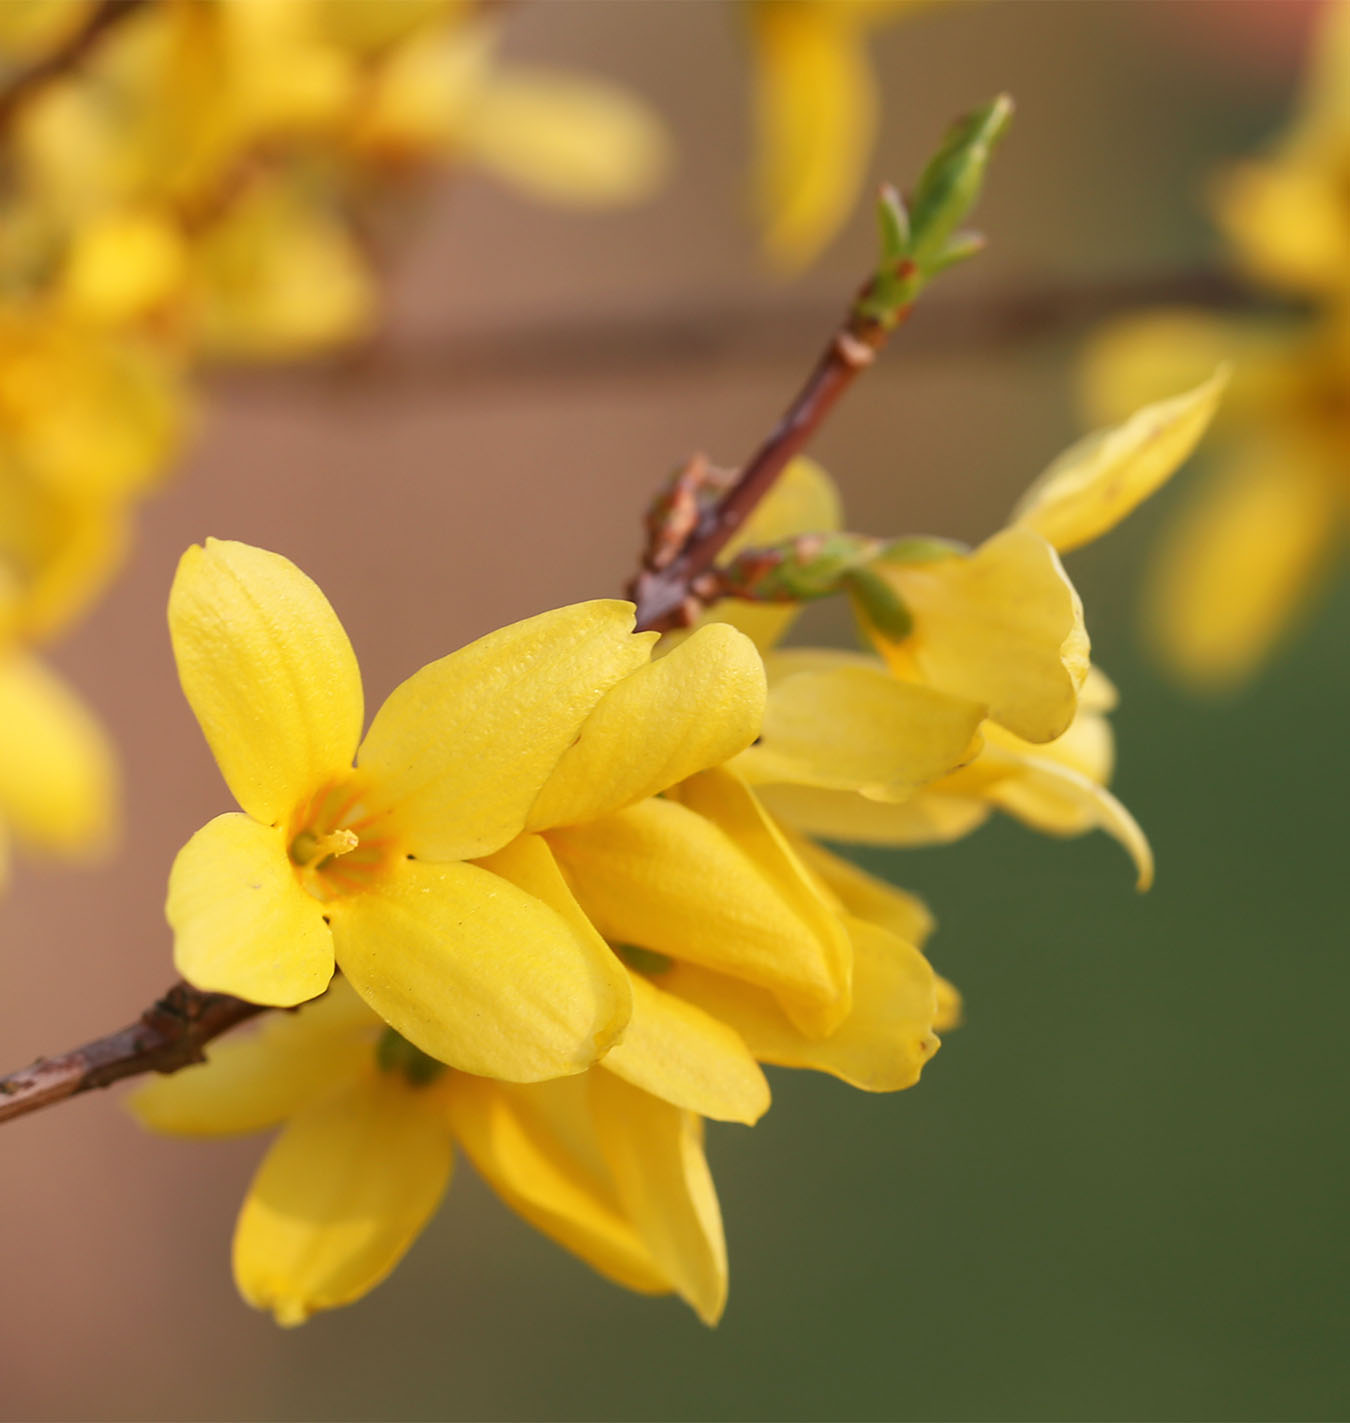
[168,812,334,1007]
[233,1072,453,1326]
[446,1074,669,1298]
[1012,367,1228,554]
[757,780,992,847]
[168,540,363,825]
[885,527,1089,743]
[591,1070,728,1327]
[664,915,940,1094]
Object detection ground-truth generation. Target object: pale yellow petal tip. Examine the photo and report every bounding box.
[933,975,964,1033]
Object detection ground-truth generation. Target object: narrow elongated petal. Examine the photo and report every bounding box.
[759,780,991,847]
[886,527,1089,743]
[479,834,766,1123]
[789,835,935,947]
[551,775,850,1037]
[331,855,630,1082]
[169,540,363,825]
[527,622,765,831]
[604,974,770,1125]
[987,755,1154,891]
[446,1074,669,1297]
[665,915,940,1093]
[168,813,334,1006]
[464,68,670,206]
[131,982,378,1137]
[751,5,877,270]
[234,1072,453,1326]
[591,1070,728,1326]
[357,602,654,862]
[1011,368,1228,554]
[737,660,984,796]
[0,652,116,856]
[1144,447,1339,687]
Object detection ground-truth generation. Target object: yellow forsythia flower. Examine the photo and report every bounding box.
[132,980,728,1327]
[166,539,765,1082]
[0,649,118,881]
[748,0,931,270]
[1083,6,1350,688]
[723,374,1225,880]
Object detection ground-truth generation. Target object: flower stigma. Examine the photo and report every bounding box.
[286,778,393,902]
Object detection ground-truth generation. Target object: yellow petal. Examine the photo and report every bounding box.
[464,68,670,206]
[478,833,767,1123]
[1213,158,1350,298]
[885,527,1089,743]
[696,456,843,650]
[665,914,939,1093]
[130,980,379,1137]
[331,854,631,1082]
[737,658,984,796]
[168,812,335,1005]
[527,622,765,831]
[933,974,963,1032]
[987,755,1154,891]
[169,539,363,826]
[789,834,935,947]
[1143,447,1341,688]
[591,1069,728,1326]
[234,1071,453,1326]
[551,775,850,1037]
[604,974,770,1126]
[190,181,376,360]
[59,208,187,325]
[0,652,117,857]
[1012,369,1229,554]
[357,601,654,862]
[751,3,877,270]
[446,1073,669,1298]
[758,780,991,846]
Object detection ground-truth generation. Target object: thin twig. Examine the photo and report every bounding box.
[0,983,262,1126]
[628,266,913,633]
[0,0,146,130]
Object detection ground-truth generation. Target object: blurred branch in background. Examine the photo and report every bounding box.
[215,265,1267,397]
[0,0,145,128]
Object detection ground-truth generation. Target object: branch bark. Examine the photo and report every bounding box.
[0,983,262,1126]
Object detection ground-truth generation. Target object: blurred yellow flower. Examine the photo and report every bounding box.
[132,980,729,1328]
[0,649,118,883]
[1082,2,1350,688]
[166,538,765,1083]
[748,0,931,270]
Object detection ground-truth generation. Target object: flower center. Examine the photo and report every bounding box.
[287,778,393,903]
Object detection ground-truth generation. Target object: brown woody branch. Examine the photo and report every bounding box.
[0,0,146,130]
[0,983,263,1126]
[627,264,916,633]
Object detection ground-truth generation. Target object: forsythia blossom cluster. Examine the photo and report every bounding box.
[1083,0,1350,687]
[132,368,1220,1327]
[0,0,666,895]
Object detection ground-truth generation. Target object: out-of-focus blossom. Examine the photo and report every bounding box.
[133,981,729,1328]
[748,0,931,270]
[1084,3,1350,688]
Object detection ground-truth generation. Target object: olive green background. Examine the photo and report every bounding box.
[1,4,1346,1420]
